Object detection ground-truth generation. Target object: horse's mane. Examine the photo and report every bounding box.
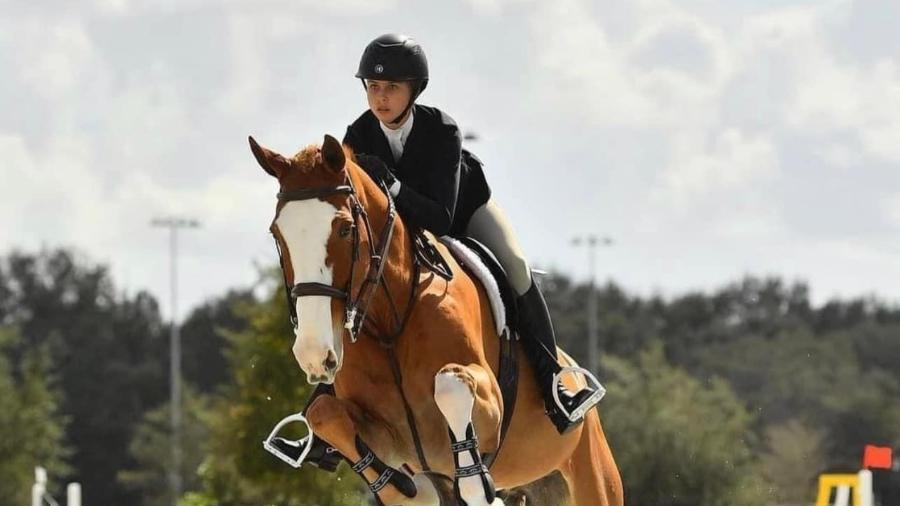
[290,143,360,174]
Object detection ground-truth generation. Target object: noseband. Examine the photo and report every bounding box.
[272,177,398,342]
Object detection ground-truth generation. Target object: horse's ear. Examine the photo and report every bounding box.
[249,136,288,178]
[321,134,346,174]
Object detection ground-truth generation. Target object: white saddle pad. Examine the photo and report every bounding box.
[439,236,507,336]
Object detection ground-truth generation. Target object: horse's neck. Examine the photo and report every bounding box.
[352,175,417,339]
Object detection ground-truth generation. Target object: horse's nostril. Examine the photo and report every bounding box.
[324,350,338,371]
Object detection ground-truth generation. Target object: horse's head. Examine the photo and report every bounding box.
[249,134,379,384]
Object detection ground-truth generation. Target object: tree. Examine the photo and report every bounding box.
[601,344,769,506]
[180,289,256,394]
[759,419,825,506]
[0,327,70,503]
[118,388,213,506]
[0,248,168,505]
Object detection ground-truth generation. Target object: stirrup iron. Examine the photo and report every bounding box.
[262,412,318,468]
[551,366,607,422]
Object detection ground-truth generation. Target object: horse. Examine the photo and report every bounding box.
[250,134,623,506]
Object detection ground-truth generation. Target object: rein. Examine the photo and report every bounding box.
[274,180,398,342]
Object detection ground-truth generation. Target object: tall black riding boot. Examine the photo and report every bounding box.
[516,280,603,434]
[265,383,344,472]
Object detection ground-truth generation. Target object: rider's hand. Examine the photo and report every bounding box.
[356,154,396,188]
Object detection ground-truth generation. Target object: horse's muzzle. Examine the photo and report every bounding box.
[302,348,339,385]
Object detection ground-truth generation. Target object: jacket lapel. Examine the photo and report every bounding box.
[396,107,422,172]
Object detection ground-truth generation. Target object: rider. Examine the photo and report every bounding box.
[268,33,603,470]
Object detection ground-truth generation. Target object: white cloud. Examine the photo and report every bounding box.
[3,0,900,311]
[15,19,98,101]
[462,0,534,16]
[883,195,900,229]
[96,0,396,16]
[528,0,659,127]
[652,128,779,210]
[0,135,42,247]
[525,0,738,131]
[746,4,900,163]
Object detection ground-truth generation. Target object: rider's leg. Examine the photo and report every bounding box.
[465,199,602,434]
[265,383,344,471]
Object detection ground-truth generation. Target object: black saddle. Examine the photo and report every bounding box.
[450,236,519,330]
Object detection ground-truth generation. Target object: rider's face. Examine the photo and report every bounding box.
[366,80,413,128]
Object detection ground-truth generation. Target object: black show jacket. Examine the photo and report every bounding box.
[343,104,490,237]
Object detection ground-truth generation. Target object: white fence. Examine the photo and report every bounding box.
[31,467,81,506]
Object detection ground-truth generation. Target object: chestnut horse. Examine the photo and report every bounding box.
[250,134,622,506]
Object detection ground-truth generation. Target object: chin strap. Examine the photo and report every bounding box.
[389,80,423,125]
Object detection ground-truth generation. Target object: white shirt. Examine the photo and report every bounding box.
[379,110,414,164]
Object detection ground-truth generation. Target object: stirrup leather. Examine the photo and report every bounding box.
[262,412,319,468]
[551,366,607,422]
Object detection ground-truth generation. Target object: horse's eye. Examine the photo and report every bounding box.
[339,223,353,238]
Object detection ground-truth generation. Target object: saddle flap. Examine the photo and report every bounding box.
[438,236,517,335]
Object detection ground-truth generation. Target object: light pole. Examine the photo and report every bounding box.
[151,217,199,506]
[571,235,613,375]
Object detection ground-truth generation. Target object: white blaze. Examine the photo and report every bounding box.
[275,199,341,380]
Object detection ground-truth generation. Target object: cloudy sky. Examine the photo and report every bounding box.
[2,0,899,320]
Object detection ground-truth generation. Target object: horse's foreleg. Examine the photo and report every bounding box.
[306,395,441,506]
[433,364,503,506]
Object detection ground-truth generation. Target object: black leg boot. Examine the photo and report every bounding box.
[516,280,603,434]
[264,383,345,471]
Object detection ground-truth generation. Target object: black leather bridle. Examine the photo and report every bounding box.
[270,171,454,473]
[271,176,398,343]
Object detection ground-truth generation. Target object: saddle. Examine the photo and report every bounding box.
[436,235,520,469]
[437,236,517,334]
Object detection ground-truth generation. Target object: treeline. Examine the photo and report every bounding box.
[1,247,898,505]
[544,274,900,505]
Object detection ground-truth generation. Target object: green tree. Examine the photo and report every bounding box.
[190,274,368,505]
[118,387,213,506]
[0,327,70,503]
[0,248,168,505]
[181,289,255,394]
[601,344,769,506]
[760,419,825,505]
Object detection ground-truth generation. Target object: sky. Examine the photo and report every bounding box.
[2,0,899,321]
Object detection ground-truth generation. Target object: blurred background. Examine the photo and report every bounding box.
[2,0,899,505]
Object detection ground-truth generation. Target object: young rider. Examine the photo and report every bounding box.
[268,33,603,470]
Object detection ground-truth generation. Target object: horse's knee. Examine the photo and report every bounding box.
[434,367,477,426]
[305,394,355,446]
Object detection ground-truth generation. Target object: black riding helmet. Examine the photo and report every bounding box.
[356,34,429,124]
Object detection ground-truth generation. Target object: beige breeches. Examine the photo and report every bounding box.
[464,199,533,296]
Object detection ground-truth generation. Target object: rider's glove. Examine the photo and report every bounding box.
[355,154,396,188]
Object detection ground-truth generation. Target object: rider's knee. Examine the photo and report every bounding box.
[504,256,532,295]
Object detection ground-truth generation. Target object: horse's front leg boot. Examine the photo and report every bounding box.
[307,396,421,505]
[434,368,501,506]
